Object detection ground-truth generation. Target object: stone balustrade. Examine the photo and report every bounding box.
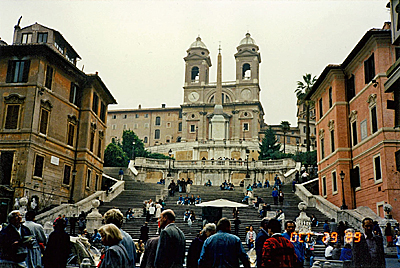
[35,180,124,226]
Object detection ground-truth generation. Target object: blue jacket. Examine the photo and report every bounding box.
[271,190,278,197]
[255,228,269,268]
[282,232,305,263]
[199,230,249,268]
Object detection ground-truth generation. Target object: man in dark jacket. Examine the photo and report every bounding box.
[43,219,70,268]
[255,218,269,268]
[0,210,32,267]
[353,217,385,268]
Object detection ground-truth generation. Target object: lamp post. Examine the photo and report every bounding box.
[132,141,135,161]
[245,149,250,178]
[310,135,316,151]
[167,149,172,177]
[340,170,348,209]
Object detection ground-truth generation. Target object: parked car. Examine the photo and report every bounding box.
[67,236,101,267]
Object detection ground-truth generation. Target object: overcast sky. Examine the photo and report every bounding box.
[0,0,391,125]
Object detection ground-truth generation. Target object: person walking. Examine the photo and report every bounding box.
[24,211,46,268]
[198,218,250,268]
[353,217,385,268]
[282,221,305,268]
[104,208,137,266]
[186,223,216,268]
[278,190,284,206]
[43,219,70,268]
[255,218,269,268]
[272,187,278,205]
[140,236,159,268]
[261,219,297,268]
[98,223,131,268]
[154,209,186,268]
[246,225,256,250]
[140,222,150,242]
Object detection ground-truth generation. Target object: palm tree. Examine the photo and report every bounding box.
[280,121,291,154]
[295,73,316,152]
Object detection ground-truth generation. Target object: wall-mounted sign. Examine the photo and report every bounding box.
[50,156,59,166]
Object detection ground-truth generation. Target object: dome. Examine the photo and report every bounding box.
[239,33,256,46]
[189,36,207,49]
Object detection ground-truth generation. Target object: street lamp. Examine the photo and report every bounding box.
[245,149,250,178]
[132,141,136,160]
[340,170,348,209]
[167,149,172,177]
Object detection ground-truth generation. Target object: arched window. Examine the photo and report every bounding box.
[242,63,251,79]
[154,129,160,139]
[144,137,148,143]
[191,67,199,82]
[210,93,231,104]
[155,116,161,126]
[177,136,181,142]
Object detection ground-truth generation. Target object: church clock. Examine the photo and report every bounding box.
[188,91,200,102]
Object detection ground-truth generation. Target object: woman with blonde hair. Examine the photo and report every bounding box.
[98,224,132,268]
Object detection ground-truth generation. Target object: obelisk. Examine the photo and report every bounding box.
[211,46,226,141]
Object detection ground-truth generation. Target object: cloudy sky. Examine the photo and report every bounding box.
[0,0,391,125]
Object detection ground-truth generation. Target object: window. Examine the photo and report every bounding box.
[179,110,182,119]
[4,105,20,129]
[242,63,251,79]
[63,164,71,185]
[144,123,149,128]
[320,138,325,159]
[351,121,358,146]
[243,123,249,131]
[371,106,378,134]
[191,66,199,82]
[155,116,161,126]
[112,115,116,119]
[178,122,182,132]
[100,102,106,122]
[90,132,95,152]
[374,155,382,182]
[303,126,306,134]
[92,93,99,115]
[328,87,333,108]
[287,136,290,143]
[144,114,148,118]
[135,114,139,118]
[45,66,53,89]
[332,171,337,194]
[123,115,127,119]
[330,129,335,153]
[37,32,48,43]
[21,33,32,44]
[123,124,127,130]
[134,123,138,129]
[155,129,160,139]
[67,123,75,146]
[95,174,99,191]
[112,125,116,130]
[190,125,196,133]
[97,137,102,158]
[39,109,49,135]
[86,169,91,188]
[144,137,148,143]
[6,60,30,83]
[322,177,327,196]
[364,54,375,84]
[34,155,44,178]
[276,135,280,142]
[69,83,80,106]
[167,122,171,128]
[346,74,356,101]
[319,98,323,119]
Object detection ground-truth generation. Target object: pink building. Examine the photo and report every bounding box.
[306,23,400,219]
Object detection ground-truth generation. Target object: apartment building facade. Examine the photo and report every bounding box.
[306,23,400,219]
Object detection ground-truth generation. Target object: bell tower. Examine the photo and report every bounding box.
[184,36,212,87]
[234,33,261,85]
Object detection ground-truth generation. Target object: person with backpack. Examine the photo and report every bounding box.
[261,219,297,267]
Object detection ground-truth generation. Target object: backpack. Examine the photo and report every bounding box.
[261,235,297,268]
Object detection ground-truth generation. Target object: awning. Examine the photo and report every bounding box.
[102,173,119,182]
[195,199,248,208]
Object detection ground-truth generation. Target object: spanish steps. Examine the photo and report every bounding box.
[97,179,329,248]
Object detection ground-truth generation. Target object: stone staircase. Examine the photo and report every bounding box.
[96,180,329,246]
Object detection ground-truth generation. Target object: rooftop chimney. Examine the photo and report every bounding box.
[162,104,166,108]
[138,104,142,109]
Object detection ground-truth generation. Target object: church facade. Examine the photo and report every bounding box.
[107,33,265,160]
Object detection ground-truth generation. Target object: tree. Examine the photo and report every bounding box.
[259,127,281,160]
[280,121,291,154]
[121,130,147,160]
[295,73,316,152]
[104,143,129,167]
